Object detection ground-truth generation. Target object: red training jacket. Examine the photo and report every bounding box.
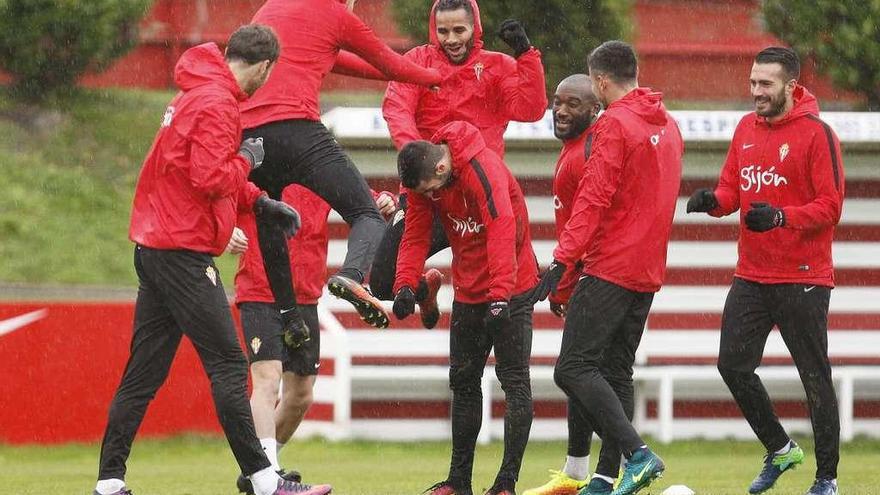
[129,43,263,256]
[553,88,683,293]
[710,85,844,287]
[395,121,538,303]
[235,185,332,306]
[382,0,547,158]
[550,128,594,304]
[241,0,441,127]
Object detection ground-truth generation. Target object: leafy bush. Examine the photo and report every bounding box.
[0,0,153,101]
[763,0,880,110]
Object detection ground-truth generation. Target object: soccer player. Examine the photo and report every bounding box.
[94,26,330,495]
[524,74,624,495]
[369,0,547,327]
[685,47,844,495]
[241,0,443,339]
[231,185,397,494]
[531,41,683,495]
[393,121,538,495]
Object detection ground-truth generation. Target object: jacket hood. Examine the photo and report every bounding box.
[432,121,487,166]
[174,43,247,101]
[608,87,668,126]
[756,84,820,127]
[428,0,484,53]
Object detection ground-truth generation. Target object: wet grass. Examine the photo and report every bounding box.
[2,435,878,494]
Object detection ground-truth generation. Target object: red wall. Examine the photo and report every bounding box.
[67,0,854,102]
[0,302,333,445]
[633,0,851,102]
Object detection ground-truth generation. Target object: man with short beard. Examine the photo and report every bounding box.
[685,47,844,495]
[532,41,683,495]
[393,121,538,495]
[241,0,443,342]
[524,74,624,495]
[370,0,547,328]
[94,25,330,495]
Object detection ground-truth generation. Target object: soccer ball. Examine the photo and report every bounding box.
[661,486,695,495]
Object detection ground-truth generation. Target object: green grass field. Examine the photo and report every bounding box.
[2,436,877,494]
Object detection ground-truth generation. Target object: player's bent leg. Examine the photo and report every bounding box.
[490,292,535,494]
[277,373,316,442]
[250,361,284,439]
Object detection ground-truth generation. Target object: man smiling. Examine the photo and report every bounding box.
[371,0,547,326]
[686,46,845,495]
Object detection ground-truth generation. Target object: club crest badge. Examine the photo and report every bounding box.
[779,143,790,162]
[250,337,262,355]
[205,266,217,286]
[473,62,484,81]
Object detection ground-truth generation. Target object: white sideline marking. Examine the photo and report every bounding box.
[0,309,47,338]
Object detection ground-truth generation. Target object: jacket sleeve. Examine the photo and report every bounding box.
[339,11,440,87]
[393,190,433,294]
[237,182,265,213]
[710,137,742,217]
[382,76,424,149]
[332,50,388,81]
[782,123,845,229]
[498,48,548,123]
[187,102,251,200]
[468,160,517,301]
[553,117,626,265]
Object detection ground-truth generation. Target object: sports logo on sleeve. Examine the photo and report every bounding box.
[161,106,175,127]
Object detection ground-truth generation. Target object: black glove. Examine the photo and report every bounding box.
[393,286,416,320]
[280,307,311,350]
[484,300,511,329]
[239,137,265,170]
[745,202,785,232]
[498,19,531,58]
[254,195,301,239]
[550,301,567,318]
[686,188,719,213]
[529,260,566,303]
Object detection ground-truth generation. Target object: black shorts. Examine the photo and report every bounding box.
[239,302,321,376]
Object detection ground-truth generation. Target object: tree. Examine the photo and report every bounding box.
[763,0,880,110]
[0,0,153,101]
[391,0,631,97]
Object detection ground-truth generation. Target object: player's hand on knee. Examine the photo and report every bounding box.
[239,137,265,170]
[498,19,531,58]
[375,190,398,219]
[393,286,416,320]
[484,300,511,329]
[685,188,718,213]
[254,195,301,239]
